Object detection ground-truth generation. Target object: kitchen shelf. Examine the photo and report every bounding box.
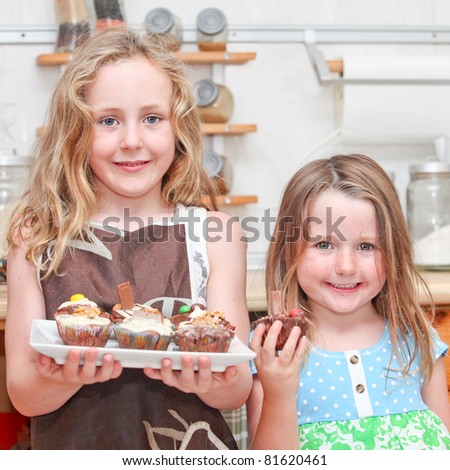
[203,195,258,206]
[178,51,256,64]
[36,51,257,67]
[217,195,258,205]
[202,123,257,135]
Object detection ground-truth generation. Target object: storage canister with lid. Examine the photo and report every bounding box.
[93,0,126,29]
[196,8,228,51]
[144,7,183,51]
[407,160,450,269]
[203,150,232,195]
[195,79,234,123]
[0,153,31,261]
[54,0,91,53]
[0,154,31,212]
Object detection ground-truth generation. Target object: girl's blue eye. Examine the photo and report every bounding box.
[359,242,374,251]
[145,115,160,124]
[317,241,331,250]
[101,117,117,127]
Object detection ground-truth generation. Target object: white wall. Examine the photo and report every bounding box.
[1,0,450,264]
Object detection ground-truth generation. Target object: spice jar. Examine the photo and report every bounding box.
[196,8,228,51]
[93,0,126,29]
[195,79,234,123]
[144,8,183,51]
[407,160,450,269]
[204,150,232,195]
[54,0,91,53]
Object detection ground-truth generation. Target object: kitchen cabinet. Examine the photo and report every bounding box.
[36,51,258,207]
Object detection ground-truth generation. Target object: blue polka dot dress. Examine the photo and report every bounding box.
[296,322,450,449]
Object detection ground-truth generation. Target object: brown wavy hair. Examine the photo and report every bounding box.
[266,154,435,376]
[7,27,217,276]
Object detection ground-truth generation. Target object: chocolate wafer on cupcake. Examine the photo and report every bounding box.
[111,282,174,350]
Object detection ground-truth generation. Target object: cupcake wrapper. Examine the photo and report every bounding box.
[56,322,112,347]
[174,327,234,353]
[113,327,173,350]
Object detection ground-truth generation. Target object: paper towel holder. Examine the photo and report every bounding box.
[305,28,450,86]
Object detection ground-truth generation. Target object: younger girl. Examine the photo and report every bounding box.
[247,154,450,450]
[6,28,251,449]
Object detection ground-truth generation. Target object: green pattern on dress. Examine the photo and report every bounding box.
[299,410,450,450]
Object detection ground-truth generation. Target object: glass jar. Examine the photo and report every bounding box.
[204,150,232,195]
[93,0,126,29]
[0,154,31,211]
[144,7,183,51]
[196,8,228,51]
[54,0,91,53]
[194,79,234,123]
[407,161,450,269]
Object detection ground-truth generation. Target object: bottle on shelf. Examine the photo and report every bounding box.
[93,0,126,30]
[144,7,183,51]
[196,8,228,51]
[195,79,234,123]
[54,0,91,53]
[407,159,450,270]
[204,149,233,195]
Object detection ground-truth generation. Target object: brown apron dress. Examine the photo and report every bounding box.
[31,208,238,450]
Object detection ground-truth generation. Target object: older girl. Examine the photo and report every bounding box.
[6,28,251,450]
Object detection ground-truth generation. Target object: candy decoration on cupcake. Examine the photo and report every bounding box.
[110,282,163,323]
[178,304,191,314]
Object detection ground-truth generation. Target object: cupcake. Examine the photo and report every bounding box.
[173,304,235,353]
[113,316,174,350]
[111,281,174,350]
[54,294,112,347]
[251,291,308,350]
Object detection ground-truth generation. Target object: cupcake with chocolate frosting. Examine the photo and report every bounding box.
[173,303,235,353]
[251,291,308,350]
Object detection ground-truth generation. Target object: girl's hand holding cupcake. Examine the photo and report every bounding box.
[247,321,308,450]
[251,320,308,401]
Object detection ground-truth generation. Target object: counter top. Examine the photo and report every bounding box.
[246,269,450,311]
[1,270,450,328]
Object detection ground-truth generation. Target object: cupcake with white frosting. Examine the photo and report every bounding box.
[113,316,174,350]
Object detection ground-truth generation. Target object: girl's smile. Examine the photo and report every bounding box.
[113,160,151,171]
[327,282,360,291]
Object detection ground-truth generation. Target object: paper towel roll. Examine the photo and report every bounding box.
[337,55,450,144]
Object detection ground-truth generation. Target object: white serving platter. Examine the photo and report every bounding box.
[30,319,255,372]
